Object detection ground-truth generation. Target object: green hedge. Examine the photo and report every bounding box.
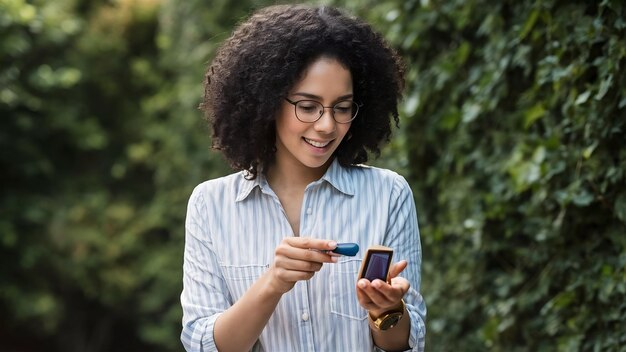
[358,0,625,350]
[2,0,624,351]
[0,0,234,350]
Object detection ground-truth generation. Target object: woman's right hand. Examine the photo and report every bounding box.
[267,237,338,294]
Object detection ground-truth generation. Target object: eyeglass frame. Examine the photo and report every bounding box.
[284,97,362,124]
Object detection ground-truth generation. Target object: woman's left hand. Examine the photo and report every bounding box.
[355,260,410,318]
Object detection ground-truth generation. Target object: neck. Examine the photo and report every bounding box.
[265,158,333,191]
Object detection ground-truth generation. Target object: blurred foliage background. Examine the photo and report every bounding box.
[0,0,624,351]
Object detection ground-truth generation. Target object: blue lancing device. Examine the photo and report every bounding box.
[332,243,360,256]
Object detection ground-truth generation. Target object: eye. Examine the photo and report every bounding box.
[297,101,320,113]
[334,102,353,114]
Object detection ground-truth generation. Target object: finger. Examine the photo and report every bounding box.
[276,242,336,263]
[388,260,408,279]
[273,267,316,283]
[357,277,409,313]
[370,278,411,312]
[356,279,369,302]
[274,255,323,272]
[369,279,400,303]
[390,276,411,292]
[356,279,378,310]
[372,277,410,302]
[283,236,337,251]
[359,279,396,308]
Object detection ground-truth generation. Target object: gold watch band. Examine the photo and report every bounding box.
[370,299,405,331]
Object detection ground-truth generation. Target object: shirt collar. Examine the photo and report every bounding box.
[321,158,355,196]
[235,171,264,202]
[235,158,355,202]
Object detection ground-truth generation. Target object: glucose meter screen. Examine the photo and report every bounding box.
[364,252,390,281]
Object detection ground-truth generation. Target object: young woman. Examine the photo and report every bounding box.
[181,4,426,351]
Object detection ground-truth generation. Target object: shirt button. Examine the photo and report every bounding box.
[306,208,312,215]
[301,312,309,321]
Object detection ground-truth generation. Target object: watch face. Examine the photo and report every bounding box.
[380,313,402,330]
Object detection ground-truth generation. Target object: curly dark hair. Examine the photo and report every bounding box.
[201,4,405,179]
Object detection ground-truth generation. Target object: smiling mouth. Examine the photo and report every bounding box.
[303,137,332,148]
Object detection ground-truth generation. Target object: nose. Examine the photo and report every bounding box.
[313,108,336,133]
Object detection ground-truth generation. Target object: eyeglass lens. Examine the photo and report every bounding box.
[295,100,358,123]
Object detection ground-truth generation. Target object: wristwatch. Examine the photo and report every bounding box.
[371,299,405,331]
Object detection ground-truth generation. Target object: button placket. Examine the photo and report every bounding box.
[299,187,313,235]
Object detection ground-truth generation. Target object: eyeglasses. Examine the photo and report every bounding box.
[284,98,361,124]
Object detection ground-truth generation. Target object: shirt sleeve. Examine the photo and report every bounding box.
[180,184,232,352]
[384,174,427,352]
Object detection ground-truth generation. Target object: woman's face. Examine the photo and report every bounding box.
[274,57,353,175]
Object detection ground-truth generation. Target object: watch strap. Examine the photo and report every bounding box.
[371,299,405,331]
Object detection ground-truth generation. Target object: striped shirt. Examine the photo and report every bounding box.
[181,159,426,351]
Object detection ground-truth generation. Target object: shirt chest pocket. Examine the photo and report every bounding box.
[329,258,368,321]
[220,263,268,302]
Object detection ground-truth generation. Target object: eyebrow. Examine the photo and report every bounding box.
[291,92,354,101]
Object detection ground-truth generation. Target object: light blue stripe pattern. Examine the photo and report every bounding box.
[181,159,426,351]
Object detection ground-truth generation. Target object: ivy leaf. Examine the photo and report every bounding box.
[524,103,546,129]
[519,9,540,40]
[595,74,613,100]
[575,90,591,105]
[572,189,594,207]
[615,193,626,223]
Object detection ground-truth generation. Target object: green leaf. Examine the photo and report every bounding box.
[615,193,626,223]
[462,102,481,123]
[575,90,591,105]
[595,74,613,100]
[519,9,540,40]
[572,189,594,207]
[582,142,598,159]
[524,103,546,129]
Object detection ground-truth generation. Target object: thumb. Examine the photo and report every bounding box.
[388,260,408,279]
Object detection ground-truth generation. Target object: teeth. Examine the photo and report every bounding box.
[304,138,331,148]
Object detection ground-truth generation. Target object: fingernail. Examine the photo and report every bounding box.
[331,256,338,263]
[329,241,337,248]
[358,280,367,288]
